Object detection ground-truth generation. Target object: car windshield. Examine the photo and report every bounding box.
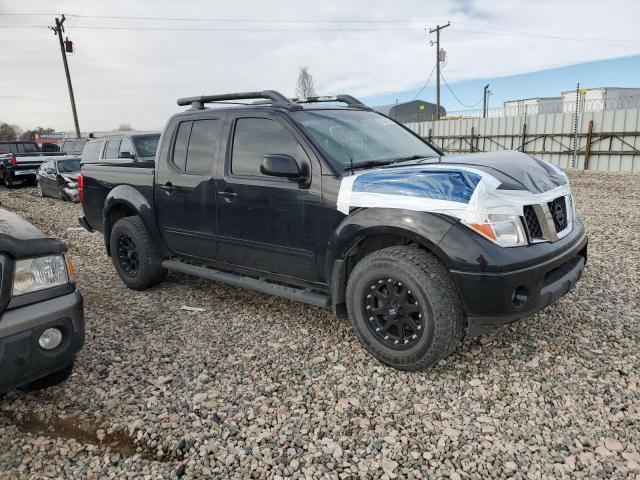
[290,109,438,168]
[133,134,160,158]
[57,159,81,173]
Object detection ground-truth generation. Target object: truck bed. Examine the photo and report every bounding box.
[81,160,155,232]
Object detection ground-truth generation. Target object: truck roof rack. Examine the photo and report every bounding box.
[176,90,301,111]
[291,95,371,110]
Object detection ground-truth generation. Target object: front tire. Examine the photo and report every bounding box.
[346,246,465,371]
[109,216,166,290]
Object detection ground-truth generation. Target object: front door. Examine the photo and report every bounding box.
[155,118,222,259]
[215,115,317,280]
[38,161,57,196]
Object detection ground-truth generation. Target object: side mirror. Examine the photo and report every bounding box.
[260,154,306,181]
[118,151,136,160]
[45,168,55,174]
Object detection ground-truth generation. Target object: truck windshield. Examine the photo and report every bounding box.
[290,110,438,168]
[133,134,161,158]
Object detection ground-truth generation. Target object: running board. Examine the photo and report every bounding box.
[162,260,331,308]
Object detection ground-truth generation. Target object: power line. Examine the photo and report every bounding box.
[413,64,437,100]
[0,25,428,32]
[440,71,484,109]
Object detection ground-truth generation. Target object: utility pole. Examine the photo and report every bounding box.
[482,84,490,118]
[51,15,81,138]
[429,22,450,120]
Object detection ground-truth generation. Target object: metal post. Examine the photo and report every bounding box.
[571,83,580,168]
[482,84,490,118]
[52,16,81,138]
[429,23,450,121]
[584,119,594,170]
[520,123,527,152]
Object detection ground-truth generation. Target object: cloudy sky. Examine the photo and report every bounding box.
[1,0,639,132]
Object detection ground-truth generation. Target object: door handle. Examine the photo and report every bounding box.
[217,190,238,202]
[160,182,176,194]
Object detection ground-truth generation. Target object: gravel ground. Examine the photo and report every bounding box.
[0,171,638,479]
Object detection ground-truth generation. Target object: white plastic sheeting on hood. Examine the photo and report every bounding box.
[337,162,571,225]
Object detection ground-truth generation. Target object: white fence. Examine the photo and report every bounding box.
[407,108,640,172]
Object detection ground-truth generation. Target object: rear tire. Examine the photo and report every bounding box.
[346,246,465,371]
[109,216,166,290]
[20,362,74,391]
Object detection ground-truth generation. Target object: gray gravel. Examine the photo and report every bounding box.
[0,171,638,479]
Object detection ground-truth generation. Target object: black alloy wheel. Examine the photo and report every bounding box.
[363,276,424,349]
[116,234,140,277]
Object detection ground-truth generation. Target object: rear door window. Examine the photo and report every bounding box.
[104,139,121,159]
[0,144,11,154]
[82,141,103,161]
[185,119,219,174]
[172,122,192,171]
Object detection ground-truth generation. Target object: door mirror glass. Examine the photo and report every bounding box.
[118,151,135,160]
[260,154,304,180]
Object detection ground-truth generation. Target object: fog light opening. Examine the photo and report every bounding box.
[512,286,529,308]
[39,328,63,350]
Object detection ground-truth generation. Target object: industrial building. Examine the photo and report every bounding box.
[375,100,445,123]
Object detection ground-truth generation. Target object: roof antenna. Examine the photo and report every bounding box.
[350,157,354,176]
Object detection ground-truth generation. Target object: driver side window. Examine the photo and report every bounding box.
[231,117,308,178]
[119,138,135,158]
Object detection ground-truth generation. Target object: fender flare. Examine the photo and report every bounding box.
[102,185,166,254]
[325,208,457,311]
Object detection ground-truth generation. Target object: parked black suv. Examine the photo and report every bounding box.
[78,91,587,370]
[0,209,84,393]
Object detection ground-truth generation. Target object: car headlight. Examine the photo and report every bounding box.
[12,255,73,296]
[463,214,528,247]
[66,181,78,188]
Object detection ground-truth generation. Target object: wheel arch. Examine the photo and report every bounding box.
[326,208,456,317]
[102,185,165,256]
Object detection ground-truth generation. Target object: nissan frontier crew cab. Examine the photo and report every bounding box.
[78,91,587,371]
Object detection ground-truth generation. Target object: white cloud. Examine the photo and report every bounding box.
[0,0,638,131]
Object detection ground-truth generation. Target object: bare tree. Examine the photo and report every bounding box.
[115,124,134,131]
[296,66,317,98]
[0,123,17,141]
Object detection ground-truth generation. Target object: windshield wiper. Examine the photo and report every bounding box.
[344,159,397,171]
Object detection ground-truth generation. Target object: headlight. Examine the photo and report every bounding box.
[463,214,528,247]
[66,181,78,188]
[12,255,70,296]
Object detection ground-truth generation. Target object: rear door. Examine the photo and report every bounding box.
[155,117,222,259]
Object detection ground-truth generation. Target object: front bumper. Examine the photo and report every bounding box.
[450,224,588,336]
[0,291,85,394]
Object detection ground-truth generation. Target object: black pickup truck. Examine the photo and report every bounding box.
[78,91,587,371]
[0,141,66,188]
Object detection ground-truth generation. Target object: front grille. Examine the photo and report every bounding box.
[523,205,543,239]
[547,196,568,232]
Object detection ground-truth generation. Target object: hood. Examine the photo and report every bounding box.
[0,209,66,257]
[337,152,571,221]
[61,172,80,181]
[438,151,566,194]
